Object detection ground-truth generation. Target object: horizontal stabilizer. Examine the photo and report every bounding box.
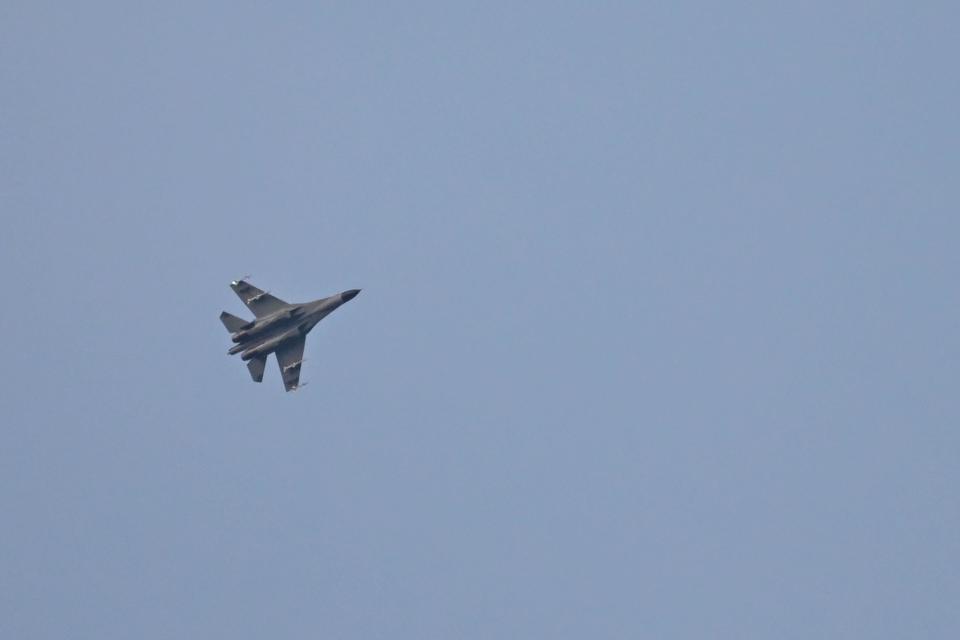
[247,355,266,382]
[220,311,251,333]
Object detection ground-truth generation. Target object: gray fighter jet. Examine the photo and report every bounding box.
[220,279,360,391]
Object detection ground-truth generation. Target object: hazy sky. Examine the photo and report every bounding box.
[2,2,958,638]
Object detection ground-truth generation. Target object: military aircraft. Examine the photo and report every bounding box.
[220,279,360,392]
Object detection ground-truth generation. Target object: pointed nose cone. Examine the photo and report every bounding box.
[341,289,361,303]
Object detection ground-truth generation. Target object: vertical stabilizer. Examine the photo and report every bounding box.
[220,311,251,332]
[247,355,266,382]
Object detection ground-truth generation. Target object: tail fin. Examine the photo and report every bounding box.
[220,311,251,332]
[247,355,266,382]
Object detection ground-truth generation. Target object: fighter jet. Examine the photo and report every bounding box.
[220,279,360,392]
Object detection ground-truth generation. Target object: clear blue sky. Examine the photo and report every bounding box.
[2,2,958,638]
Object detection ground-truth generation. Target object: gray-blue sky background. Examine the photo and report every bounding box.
[2,2,958,638]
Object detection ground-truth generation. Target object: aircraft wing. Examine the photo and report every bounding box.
[230,280,289,317]
[275,336,307,392]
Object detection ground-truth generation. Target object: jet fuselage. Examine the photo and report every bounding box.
[227,290,359,359]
